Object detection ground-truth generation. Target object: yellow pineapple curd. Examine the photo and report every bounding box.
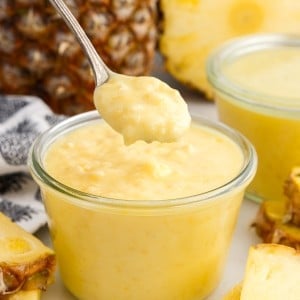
[207,34,300,203]
[29,112,256,300]
[94,74,191,145]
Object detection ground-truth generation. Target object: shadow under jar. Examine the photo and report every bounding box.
[207,33,300,203]
[28,111,256,300]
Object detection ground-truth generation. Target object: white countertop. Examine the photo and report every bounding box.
[35,59,261,299]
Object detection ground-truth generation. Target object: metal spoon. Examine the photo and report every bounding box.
[49,0,111,87]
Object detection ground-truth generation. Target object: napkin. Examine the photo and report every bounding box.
[0,95,65,233]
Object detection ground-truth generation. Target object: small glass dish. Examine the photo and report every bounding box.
[207,33,300,203]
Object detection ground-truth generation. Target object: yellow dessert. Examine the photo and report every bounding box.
[44,122,243,200]
[223,49,300,99]
[29,112,256,300]
[93,74,191,144]
[208,36,300,202]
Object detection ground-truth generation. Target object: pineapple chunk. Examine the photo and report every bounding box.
[254,200,285,242]
[159,0,300,98]
[240,244,300,300]
[224,244,300,300]
[0,213,55,296]
[254,167,300,249]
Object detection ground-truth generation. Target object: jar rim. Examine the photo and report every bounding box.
[28,111,257,211]
[206,33,300,113]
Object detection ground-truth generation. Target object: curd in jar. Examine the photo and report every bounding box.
[207,34,300,203]
[29,112,256,300]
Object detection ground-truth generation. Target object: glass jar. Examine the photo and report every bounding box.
[207,33,300,203]
[28,111,256,300]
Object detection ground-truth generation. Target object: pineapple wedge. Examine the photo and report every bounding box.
[240,244,300,300]
[159,0,300,98]
[224,244,300,300]
[0,213,55,296]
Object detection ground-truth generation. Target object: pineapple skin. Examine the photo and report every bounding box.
[0,0,158,115]
[0,212,56,296]
[254,167,300,250]
[159,0,300,99]
[254,200,300,250]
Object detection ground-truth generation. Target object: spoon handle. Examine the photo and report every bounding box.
[49,0,110,86]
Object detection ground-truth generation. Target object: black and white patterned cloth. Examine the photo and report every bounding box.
[0,95,65,233]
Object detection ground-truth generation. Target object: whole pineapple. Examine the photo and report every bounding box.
[159,0,300,98]
[0,0,158,115]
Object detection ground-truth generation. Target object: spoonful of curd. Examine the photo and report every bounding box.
[50,0,191,144]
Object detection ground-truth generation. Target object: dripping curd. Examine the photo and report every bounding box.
[93,74,191,144]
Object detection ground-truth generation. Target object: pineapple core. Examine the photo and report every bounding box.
[94,74,191,144]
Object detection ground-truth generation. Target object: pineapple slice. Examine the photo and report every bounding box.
[0,213,55,296]
[159,0,300,98]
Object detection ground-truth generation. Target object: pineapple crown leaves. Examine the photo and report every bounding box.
[0,96,29,123]
[0,172,32,194]
[0,198,37,222]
